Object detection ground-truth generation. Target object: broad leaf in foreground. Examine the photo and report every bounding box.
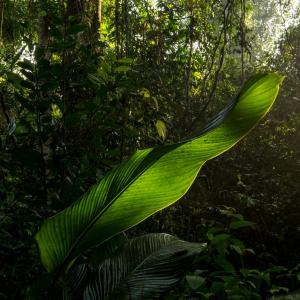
[35,73,283,274]
[83,233,206,300]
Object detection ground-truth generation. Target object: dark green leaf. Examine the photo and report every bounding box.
[229,220,255,229]
[84,234,205,300]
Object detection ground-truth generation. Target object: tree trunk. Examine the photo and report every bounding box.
[91,0,102,39]
[38,0,49,50]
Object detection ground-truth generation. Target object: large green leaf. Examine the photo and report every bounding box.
[35,73,283,274]
[83,233,205,300]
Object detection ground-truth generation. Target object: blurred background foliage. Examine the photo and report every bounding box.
[0,0,300,299]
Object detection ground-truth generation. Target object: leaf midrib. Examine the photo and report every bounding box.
[50,74,280,276]
[55,145,182,276]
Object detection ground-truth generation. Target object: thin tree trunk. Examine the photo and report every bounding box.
[98,0,102,30]
[115,0,120,58]
[38,0,49,50]
[185,13,194,125]
[91,0,102,39]
[240,0,246,83]
[0,2,4,45]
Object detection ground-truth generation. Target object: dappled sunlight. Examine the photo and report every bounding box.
[1,0,300,299]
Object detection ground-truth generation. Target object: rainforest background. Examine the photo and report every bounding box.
[1,0,300,299]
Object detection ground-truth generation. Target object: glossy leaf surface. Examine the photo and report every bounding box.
[35,73,283,273]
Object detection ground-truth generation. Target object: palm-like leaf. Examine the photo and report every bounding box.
[83,233,205,300]
[35,73,283,275]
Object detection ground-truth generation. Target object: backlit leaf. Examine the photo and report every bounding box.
[35,74,283,275]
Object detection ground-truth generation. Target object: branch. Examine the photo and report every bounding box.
[186,0,233,134]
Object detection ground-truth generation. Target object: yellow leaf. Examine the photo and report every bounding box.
[155,120,167,141]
